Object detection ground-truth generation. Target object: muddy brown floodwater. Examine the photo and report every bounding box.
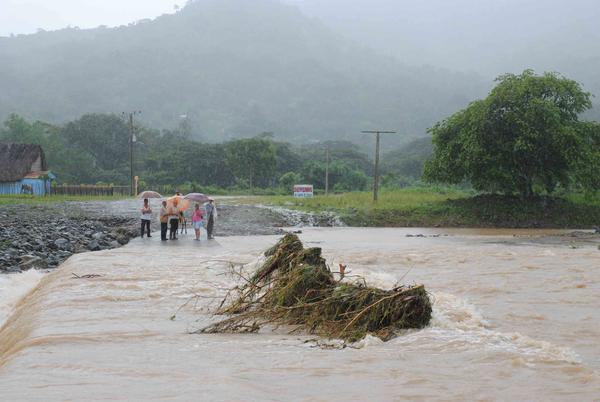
[1,227,599,401]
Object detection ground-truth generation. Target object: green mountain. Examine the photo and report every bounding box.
[0,0,486,145]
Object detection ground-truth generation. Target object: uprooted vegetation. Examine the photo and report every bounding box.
[198,233,432,342]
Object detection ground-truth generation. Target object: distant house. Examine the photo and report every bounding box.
[0,143,56,195]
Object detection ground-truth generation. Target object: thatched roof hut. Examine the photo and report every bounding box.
[0,143,47,182]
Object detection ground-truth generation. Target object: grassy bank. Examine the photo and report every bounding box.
[248,188,600,228]
[0,194,130,206]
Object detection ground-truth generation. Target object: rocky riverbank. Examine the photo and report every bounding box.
[0,204,138,273]
[0,199,341,274]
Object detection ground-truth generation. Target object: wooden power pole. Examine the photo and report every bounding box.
[325,144,330,195]
[124,111,141,196]
[362,130,397,202]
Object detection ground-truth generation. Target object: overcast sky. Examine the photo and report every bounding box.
[0,0,178,36]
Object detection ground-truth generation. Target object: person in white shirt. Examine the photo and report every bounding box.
[140,198,152,238]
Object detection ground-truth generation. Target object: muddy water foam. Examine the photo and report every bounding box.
[0,228,599,401]
[0,270,45,326]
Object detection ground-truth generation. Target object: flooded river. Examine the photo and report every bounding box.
[1,228,599,401]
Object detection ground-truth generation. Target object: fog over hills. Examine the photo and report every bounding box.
[290,0,599,75]
[289,0,600,119]
[0,0,487,145]
[1,0,597,146]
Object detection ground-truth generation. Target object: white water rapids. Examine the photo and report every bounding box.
[1,227,599,401]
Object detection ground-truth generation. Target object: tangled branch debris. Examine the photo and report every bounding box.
[71,273,103,279]
[198,233,432,342]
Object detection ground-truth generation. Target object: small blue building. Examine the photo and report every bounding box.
[0,143,56,195]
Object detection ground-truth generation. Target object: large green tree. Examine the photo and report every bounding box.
[61,113,130,172]
[424,70,600,198]
[224,137,277,188]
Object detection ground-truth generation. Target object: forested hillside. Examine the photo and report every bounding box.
[0,0,486,145]
[292,0,600,121]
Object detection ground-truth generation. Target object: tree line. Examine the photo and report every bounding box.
[3,70,597,199]
[0,113,429,193]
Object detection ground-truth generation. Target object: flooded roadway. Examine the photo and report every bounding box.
[1,227,599,401]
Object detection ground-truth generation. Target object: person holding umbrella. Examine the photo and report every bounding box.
[168,198,180,240]
[140,198,152,238]
[137,191,162,239]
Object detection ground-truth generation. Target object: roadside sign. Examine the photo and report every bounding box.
[293,184,313,198]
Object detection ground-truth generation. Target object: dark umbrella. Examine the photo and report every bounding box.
[184,193,210,203]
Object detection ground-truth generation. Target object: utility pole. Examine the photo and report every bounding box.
[325,143,330,195]
[362,130,397,202]
[124,111,141,196]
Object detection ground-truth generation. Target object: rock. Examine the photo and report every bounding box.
[87,240,102,251]
[18,254,38,263]
[19,255,47,269]
[6,248,19,257]
[6,266,22,273]
[116,235,129,245]
[0,202,138,273]
[54,238,73,251]
[115,227,129,235]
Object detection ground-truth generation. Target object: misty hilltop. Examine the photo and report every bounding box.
[0,0,488,144]
[292,0,600,121]
[292,0,600,77]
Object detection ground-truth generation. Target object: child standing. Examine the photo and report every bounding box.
[192,203,204,241]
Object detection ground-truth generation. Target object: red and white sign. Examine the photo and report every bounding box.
[293,184,314,198]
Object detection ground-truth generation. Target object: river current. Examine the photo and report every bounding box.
[0,227,599,401]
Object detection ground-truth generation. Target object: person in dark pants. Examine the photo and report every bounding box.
[169,200,180,240]
[159,200,169,241]
[204,198,216,239]
[140,198,152,238]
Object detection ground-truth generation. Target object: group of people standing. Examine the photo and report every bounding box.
[140,197,217,242]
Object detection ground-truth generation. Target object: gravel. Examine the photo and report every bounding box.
[0,199,341,274]
[0,203,137,274]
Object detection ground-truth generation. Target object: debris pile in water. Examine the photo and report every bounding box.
[199,233,432,342]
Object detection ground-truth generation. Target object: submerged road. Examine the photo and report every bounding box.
[1,228,599,401]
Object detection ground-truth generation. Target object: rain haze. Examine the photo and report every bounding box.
[3,0,599,79]
[1,1,600,401]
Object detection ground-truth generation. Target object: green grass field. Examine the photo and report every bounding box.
[0,194,130,206]
[247,188,600,228]
[3,189,599,228]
